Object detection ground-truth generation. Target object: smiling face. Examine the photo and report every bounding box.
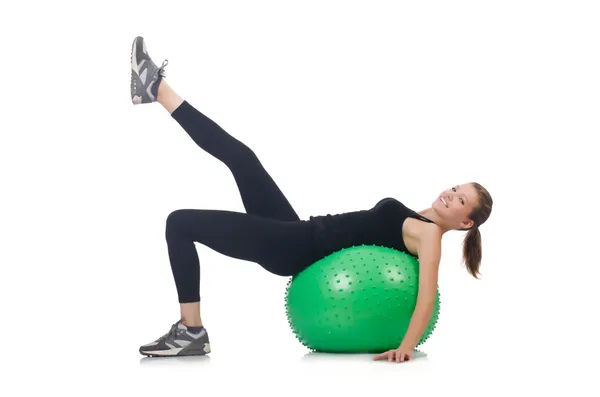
[432,183,480,230]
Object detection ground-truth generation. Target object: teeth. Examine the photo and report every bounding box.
[440,197,447,207]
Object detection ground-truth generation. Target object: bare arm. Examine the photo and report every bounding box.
[398,228,441,349]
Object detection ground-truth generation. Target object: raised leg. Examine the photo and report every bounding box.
[158,81,300,222]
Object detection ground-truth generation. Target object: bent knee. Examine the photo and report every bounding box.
[165,209,195,237]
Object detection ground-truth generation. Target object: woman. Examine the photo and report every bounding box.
[131,36,493,362]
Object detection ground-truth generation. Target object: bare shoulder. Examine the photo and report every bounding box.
[403,218,442,257]
[420,222,443,240]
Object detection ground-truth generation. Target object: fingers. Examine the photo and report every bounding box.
[373,350,412,363]
[373,350,394,361]
[396,351,407,362]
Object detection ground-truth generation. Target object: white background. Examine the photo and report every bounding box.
[1,0,599,395]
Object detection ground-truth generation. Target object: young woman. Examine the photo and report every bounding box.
[131,36,493,362]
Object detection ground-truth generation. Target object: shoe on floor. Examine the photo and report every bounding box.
[139,319,211,357]
[130,36,168,105]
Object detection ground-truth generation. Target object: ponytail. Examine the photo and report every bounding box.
[461,182,493,279]
[462,225,482,279]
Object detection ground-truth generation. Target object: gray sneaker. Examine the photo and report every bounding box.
[139,319,211,357]
[130,36,168,105]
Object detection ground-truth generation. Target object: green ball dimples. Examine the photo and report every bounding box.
[284,245,440,353]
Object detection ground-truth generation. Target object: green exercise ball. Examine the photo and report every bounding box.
[284,245,441,353]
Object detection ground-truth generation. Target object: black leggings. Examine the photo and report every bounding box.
[165,101,323,303]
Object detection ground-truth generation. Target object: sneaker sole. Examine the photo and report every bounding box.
[139,342,211,357]
[130,37,143,104]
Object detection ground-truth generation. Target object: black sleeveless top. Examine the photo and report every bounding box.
[308,197,435,258]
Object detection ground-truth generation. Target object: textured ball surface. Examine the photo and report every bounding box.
[285,245,440,353]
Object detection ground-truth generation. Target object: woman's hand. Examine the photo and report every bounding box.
[372,345,414,363]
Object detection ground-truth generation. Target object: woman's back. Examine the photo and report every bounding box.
[308,197,435,257]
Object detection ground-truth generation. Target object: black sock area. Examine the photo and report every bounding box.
[186,326,204,334]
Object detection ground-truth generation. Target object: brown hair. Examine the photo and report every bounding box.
[460,182,493,279]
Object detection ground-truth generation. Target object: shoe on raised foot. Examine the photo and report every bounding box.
[130,36,168,105]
